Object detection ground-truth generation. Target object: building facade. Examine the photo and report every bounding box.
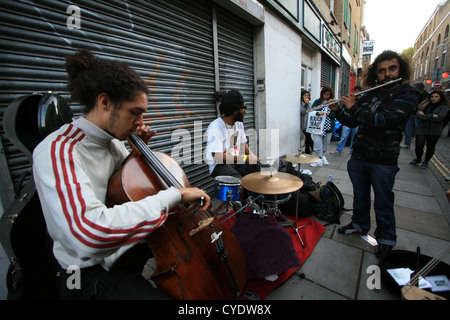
[412,0,450,90]
[0,0,367,214]
[324,0,365,94]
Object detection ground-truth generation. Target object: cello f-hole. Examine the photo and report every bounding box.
[176,223,191,262]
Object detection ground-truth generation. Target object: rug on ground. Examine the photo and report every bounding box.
[220,212,326,300]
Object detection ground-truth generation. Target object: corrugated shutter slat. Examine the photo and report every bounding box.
[0,0,254,207]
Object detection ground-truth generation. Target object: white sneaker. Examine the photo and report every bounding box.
[322,156,329,165]
[310,160,323,167]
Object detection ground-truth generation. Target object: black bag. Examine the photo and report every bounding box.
[0,93,73,299]
[278,164,318,218]
[0,174,59,299]
[278,190,317,218]
[313,181,349,224]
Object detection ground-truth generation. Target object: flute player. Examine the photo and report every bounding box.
[329,50,421,260]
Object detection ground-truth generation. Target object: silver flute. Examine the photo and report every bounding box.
[306,78,403,113]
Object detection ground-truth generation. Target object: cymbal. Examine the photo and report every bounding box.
[282,153,320,164]
[241,171,303,194]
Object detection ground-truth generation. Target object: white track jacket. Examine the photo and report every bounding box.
[33,117,181,270]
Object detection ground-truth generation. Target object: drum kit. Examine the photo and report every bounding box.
[214,152,319,225]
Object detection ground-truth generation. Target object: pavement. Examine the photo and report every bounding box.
[263,127,450,300]
[0,128,449,300]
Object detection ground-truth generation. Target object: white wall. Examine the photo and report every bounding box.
[256,10,303,162]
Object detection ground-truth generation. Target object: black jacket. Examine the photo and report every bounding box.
[415,103,449,136]
[335,83,421,166]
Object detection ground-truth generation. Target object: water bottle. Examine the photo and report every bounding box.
[328,175,333,182]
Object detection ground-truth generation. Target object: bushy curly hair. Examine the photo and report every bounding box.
[65,49,149,112]
[363,50,411,88]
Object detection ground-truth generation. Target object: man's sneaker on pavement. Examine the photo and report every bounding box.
[337,222,365,235]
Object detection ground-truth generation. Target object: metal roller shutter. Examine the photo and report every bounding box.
[0,0,255,208]
[320,55,336,90]
[340,62,351,97]
[216,6,255,131]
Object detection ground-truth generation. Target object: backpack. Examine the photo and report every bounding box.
[313,181,350,224]
[277,170,320,218]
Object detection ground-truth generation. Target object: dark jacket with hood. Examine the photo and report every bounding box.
[334,83,421,166]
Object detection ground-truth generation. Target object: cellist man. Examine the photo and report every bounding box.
[32,49,210,299]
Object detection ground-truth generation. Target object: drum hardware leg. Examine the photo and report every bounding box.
[293,223,311,248]
[214,200,242,218]
[256,202,269,218]
[262,202,277,219]
[252,198,277,219]
[229,200,242,215]
[213,201,228,217]
[221,194,264,224]
[257,209,268,219]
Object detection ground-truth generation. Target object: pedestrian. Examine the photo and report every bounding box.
[330,50,421,259]
[309,85,336,167]
[442,96,450,137]
[409,90,448,168]
[331,85,362,154]
[401,82,428,148]
[205,89,260,179]
[300,90,314,154]
[33,49,210,299]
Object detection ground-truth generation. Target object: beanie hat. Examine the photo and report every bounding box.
[221,89,245,106]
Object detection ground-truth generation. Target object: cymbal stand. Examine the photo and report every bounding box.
[283,150,304,224]
[293,222,310,248]
[214,199,241,218]
[295,148,304,172]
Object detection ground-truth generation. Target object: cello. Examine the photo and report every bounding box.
[106,133,245,300]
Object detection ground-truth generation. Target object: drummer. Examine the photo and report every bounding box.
[206,89,260,179]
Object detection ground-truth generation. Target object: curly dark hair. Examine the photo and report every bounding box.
[363,50,411,88]
[65,49,149,112]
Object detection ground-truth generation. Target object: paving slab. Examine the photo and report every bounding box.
[394,177,434,197]
[394,190,443,214]
[266,273,348,300]
[357,251,399,300]
[292,237,363,300]
[394,206,450,241]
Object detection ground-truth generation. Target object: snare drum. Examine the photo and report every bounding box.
[214,176,241,201]
[248,191,292,204]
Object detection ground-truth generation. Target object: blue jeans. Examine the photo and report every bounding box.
[404,117,418,146]
[336,126,358,153]
[347,158,399,246]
